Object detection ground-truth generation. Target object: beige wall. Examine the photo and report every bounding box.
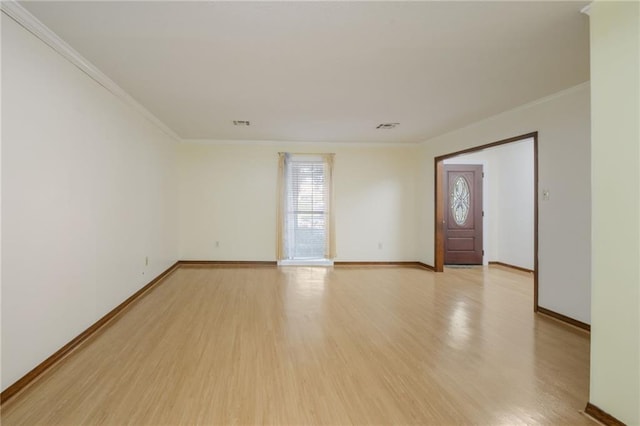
[1,15,179,390]
[178,142,420,262]
[589,1,640,423]
[418,84,591,324]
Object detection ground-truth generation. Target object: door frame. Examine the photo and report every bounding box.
[434,132,539,311]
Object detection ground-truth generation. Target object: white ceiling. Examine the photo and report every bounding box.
[20,1,590,143]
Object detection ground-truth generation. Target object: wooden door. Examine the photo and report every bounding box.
[444,165,483,265]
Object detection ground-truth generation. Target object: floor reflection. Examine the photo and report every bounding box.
[447,299,471,349]
[281,266,329,342]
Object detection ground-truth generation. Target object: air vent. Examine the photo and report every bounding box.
[233,120,250,126]
[376,123,399,129]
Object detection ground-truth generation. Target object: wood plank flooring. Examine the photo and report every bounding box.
[1,265,592,425]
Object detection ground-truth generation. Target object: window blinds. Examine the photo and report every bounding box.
[281,153,333,260]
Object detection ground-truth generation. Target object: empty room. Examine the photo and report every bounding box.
[1,1,638,425]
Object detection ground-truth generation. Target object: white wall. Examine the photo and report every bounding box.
[443,138,534,270]
[492,140,534,270]
[1,15,179,390]
[418,84,591,323]
[589,2,640,424]
[178,141,419,262]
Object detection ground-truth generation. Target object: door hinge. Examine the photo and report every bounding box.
[482,172,485,178]
[482,210,485,217]
[482,250,485,256]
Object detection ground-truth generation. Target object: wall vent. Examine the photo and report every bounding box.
[376,123,399,129]
[233,120,250,126]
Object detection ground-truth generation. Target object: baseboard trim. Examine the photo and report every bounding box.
[584,402,626,425]
[334,261,435,271]
[488,261,534,274]
[179,260,277,266]
[334,261,415,266]
[537,306,591,332]
[416,262,436,271]
[178,260,435,270]
[0,261,181,405]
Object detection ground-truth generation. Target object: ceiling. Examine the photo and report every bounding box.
[20,1,590,143]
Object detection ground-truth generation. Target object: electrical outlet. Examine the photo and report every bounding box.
[378,242,383,249]
[215,241,220,248]
[542,189,550,201]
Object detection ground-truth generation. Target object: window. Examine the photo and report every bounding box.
[277,153,335,262]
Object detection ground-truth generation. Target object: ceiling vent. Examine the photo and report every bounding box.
[376,123,399,129]
[233,120,250,126]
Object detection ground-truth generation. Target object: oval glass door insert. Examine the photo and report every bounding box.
[451,176,470,225]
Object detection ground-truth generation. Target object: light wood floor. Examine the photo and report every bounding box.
[2,265,592,425]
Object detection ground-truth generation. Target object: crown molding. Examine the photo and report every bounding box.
[580,4,591,16]
[1,1,183,143]
[182,138,420,148]
[494,81,590,117]
[419,81,590,145]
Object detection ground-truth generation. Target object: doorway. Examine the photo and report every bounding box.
[434,132,539,311]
